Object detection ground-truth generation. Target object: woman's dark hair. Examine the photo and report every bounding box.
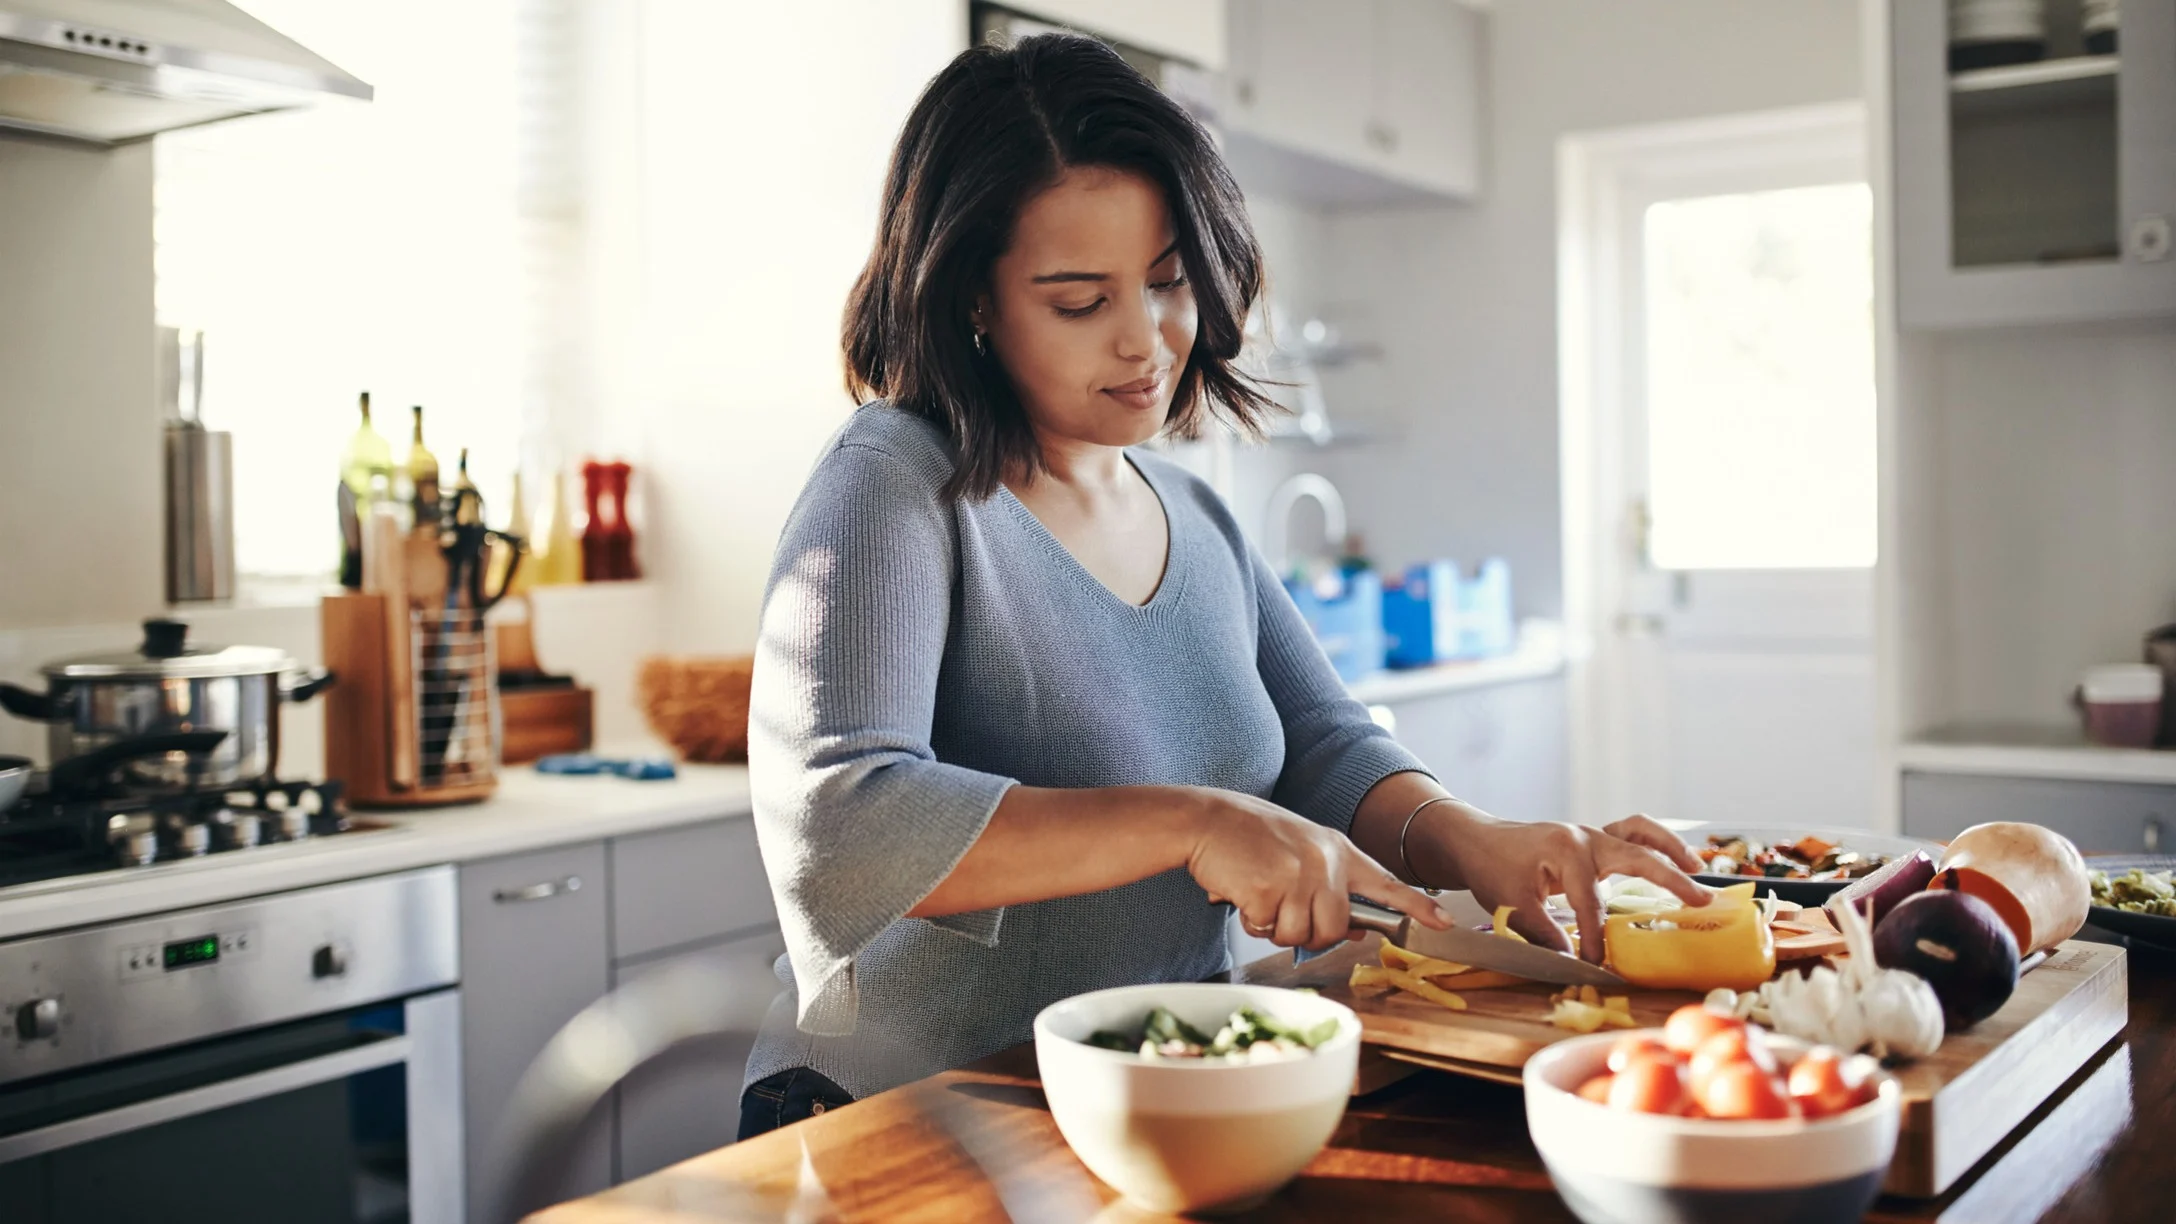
[843,32,1280,500]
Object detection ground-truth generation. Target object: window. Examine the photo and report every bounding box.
[1641,182,1877,570]
[155,0,579,578]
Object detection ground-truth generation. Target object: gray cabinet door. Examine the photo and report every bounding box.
[1892,0,2176,327]
[1901,771,2175,854]
[1383,678,1570,823]
[460,841,612,1224]
[613,928,788,1182]
[1375,0,1481,196]
[611,818,776,962]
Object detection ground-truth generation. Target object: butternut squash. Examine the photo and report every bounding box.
[1929,822,2090,956]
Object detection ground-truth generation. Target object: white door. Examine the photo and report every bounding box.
[1562,105,1880,833]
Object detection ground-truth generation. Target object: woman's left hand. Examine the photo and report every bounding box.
[1427,809,1710,963]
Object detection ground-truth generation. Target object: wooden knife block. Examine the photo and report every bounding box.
[322,592,498,807]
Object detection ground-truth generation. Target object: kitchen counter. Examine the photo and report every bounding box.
[531,936,2175,1224]
[1344,618,1565,707]
[0,761,751,941]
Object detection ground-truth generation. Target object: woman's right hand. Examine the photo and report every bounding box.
[1182,788,1454,951]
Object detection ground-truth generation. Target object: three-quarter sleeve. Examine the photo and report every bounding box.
[748,442,1017,1037]
[1250,548,1432,834]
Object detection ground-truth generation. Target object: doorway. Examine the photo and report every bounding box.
[1559,103,1879,833]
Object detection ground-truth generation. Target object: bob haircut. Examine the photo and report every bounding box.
[843,32,1280,501]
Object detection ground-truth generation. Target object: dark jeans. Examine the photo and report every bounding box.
[737,1067,855,1141]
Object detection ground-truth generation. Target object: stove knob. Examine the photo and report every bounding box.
[15,997,61,1041]
[312,944,347,979]
[178,824,211,857]
[279,809,311,841]
[121,830,159,867]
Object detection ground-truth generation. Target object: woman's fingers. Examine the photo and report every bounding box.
[1349,853,1456,930]
[1598,836,1709,905]
[1272,893,1316,949]
[1512,897,1576,956]
[1562,871,1608,964]
[1605,814,1705,874]
[1307,883,1352,952]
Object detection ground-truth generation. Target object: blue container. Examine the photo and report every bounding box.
[1285,568,1385,683]
[1381,561,1460,669]
[1380,558,1515,667]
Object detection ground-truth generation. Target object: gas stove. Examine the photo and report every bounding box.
[0,773,390,890]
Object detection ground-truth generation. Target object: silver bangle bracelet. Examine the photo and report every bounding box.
[1399,795,1461,891]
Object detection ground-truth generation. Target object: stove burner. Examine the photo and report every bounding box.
[2,774,369,889]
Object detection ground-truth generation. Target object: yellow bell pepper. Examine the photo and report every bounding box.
[1604,883,1775,993]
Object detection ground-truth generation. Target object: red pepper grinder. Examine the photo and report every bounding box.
[580,459,611,581]
[602,460,639,581]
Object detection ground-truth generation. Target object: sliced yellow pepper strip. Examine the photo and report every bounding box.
[1602,887,1776,993]
[1349,964,1468,1011]
[1491,905,1528,943]
[1379,942,1470,978]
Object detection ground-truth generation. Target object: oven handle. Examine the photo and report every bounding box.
[0,1030,412,1163]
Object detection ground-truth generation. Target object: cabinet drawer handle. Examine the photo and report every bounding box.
[2147,817,2163,855]
[495,875,582,904]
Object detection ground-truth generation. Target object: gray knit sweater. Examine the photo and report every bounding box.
[743,404,1428,1099]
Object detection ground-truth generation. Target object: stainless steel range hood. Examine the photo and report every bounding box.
[0,0,370,146]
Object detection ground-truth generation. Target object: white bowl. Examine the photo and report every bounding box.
[1524,1030,1901,1224]
[1033,982,1360,1214]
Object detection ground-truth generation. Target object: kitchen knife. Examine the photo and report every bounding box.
[1347,898,1627,988]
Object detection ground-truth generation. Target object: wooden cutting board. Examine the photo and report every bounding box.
[1244,934,2129,1198]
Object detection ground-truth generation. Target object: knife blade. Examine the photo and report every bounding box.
[1347,898,1627,988]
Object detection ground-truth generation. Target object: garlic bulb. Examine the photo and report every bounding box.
[1715,900,1944,1061]
[1834,895,1944,1060]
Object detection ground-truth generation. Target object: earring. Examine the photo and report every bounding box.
[973,329,988,357]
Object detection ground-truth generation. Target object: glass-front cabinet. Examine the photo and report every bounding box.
[1892,0,2176,328]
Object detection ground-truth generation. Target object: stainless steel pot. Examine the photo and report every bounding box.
[0,620,335,791]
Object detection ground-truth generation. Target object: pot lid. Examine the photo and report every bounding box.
[43,619,294,680]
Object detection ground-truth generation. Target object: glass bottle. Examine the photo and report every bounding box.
[407,404,441,527]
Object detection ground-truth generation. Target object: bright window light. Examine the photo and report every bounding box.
[155,0,570,578]
[1642,182,1876,571]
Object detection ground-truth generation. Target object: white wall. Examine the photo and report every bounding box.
[0,140,160,630]
[1307,0,1864,616]
[1909,320,2176,732]
[579,0,967,653]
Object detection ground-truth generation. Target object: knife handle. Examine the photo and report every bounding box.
[1345,898,1407,941]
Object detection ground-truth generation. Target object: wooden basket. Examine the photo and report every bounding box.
[638,655,754,763]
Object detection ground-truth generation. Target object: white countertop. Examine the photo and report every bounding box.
[1345,620,1566,706]
[0,762,751,942]
[1899,724,2176,786]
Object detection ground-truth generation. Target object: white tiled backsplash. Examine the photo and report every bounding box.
[0,582,667,777]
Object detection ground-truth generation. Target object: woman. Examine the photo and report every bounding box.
[741,33,1707,1138]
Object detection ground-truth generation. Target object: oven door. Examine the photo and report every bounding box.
[0,989,460,1224]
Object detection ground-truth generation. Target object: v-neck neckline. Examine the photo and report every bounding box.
[997,452,1187,616]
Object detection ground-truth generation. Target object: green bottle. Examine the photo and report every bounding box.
[337,391,393,587]
[339,391,394,499]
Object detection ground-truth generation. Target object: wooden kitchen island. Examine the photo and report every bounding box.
[532,937,2174,1223]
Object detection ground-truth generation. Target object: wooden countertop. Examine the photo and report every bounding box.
[532,935,2176,1224]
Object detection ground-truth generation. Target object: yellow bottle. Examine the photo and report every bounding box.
[533,469,583,585]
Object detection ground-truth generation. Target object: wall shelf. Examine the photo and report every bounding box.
[1951,54,2118,107]
[1900,725,2176,786]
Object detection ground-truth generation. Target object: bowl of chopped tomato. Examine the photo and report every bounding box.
[1523,1004,1900,1224]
